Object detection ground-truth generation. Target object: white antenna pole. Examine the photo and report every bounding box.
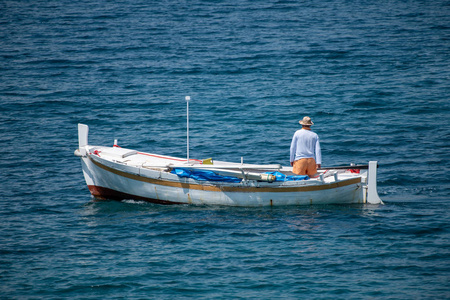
[185,96,191,163]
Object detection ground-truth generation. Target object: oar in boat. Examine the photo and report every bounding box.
[196,167,277,182]
[142,163,282,182]
[143,162,282,170]
[318,164,377,170]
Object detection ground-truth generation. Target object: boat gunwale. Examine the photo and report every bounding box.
[87,153,362,193]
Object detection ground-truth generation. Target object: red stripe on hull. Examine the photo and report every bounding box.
[87,185,184,205]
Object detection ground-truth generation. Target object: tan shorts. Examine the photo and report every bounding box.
[293,158,317,177]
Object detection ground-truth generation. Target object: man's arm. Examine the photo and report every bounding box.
[315,137,322,167]
[290,134,297,165]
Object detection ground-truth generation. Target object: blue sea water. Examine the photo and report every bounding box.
[1,0,449,298]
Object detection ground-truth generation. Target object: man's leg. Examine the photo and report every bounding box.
[293,159,308,175]
[306,158,318,177]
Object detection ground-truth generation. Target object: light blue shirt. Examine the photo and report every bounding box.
[290,129,322,164]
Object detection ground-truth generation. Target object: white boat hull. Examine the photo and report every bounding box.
[75,124,382,206]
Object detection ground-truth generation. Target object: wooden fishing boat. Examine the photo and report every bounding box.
[74,124,383,206]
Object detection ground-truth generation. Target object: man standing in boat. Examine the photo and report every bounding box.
[290,116,322,177]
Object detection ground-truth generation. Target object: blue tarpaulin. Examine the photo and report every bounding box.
[171,168,242,183]
[263,171,309,181]
[171,168,309,183]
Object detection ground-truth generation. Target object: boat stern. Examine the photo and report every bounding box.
[366,161,383,204]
